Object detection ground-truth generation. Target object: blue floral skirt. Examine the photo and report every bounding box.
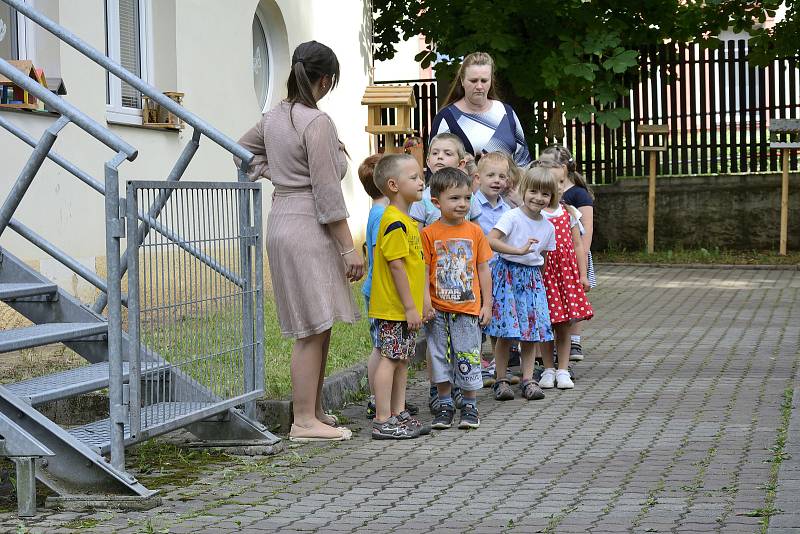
[484,257,553,343]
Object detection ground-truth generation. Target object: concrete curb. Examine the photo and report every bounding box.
[595,261,800,271]
[256,362,369,434]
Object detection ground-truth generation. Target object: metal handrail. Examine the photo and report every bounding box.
[3,0,254,166]
[0,58,137,161]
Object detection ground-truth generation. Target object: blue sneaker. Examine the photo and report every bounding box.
[428,391,440,415]
[453,388,464,410]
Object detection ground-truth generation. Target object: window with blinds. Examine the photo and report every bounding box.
[106,0,148,117]
[118,0,141,108]
[0,4,19,60]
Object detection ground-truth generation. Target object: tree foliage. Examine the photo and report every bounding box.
[373,0,794,143]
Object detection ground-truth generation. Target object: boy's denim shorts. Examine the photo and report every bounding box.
[424,311,483,391]
[364,296,379,349]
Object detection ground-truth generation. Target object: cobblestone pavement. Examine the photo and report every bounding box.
[3,265,799,533]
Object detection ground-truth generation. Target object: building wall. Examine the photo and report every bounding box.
[0,0,419,300]
[593,172,800,252]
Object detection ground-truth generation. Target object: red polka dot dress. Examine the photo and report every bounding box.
[542,204,593,325]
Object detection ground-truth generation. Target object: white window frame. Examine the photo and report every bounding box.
[105,0,153,125]
[253,7,274,112]
[1,0,34,61]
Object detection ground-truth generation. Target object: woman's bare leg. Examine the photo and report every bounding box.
[290,329,343,438]
[315,330,333,422]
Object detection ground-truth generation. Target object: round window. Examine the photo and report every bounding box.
[252,14,270,109]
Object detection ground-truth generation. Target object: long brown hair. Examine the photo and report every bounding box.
[287,41,349,155]
[443,52,500,107]
[287,41,340,117]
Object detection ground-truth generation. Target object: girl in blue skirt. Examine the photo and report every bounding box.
[484,166,559,401]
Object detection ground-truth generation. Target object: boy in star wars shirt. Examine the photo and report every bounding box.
[421,168,493,430]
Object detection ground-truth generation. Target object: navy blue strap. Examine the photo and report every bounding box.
[384,220,407,235]
[439,106,475,156]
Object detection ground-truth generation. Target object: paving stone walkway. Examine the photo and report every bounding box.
[3,265,799,533]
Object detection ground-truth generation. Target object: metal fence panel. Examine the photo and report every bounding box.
[126,181,264,438]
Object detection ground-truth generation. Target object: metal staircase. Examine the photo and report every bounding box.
[0,0,279,515]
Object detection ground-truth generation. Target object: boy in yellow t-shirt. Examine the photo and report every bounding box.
[421,168,493,430]
[369,154,427,440]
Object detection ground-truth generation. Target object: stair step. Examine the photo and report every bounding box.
[69,401,216,453]
[5,362,129,405]
[5,360,173,405]
[0,322,107,353]
[0,282,58,300]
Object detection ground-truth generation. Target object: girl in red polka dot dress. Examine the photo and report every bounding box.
[537,162,593,389]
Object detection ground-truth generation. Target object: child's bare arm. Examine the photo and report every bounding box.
[570,224,590,291]
[487,229,537,256]
[388,259,423,330]
[477,261,493,327]
[578,205,593,254]
[423,265,435,322]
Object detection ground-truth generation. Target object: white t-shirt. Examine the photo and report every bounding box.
[492,207,556,266]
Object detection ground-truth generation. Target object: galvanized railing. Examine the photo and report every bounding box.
[125,182,265,439]
[0,0,257,473]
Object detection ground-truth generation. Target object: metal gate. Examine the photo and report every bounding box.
[125,181,264,440]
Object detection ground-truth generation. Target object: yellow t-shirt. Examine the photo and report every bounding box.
[368,205,425,321]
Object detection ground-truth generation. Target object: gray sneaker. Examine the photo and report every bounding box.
[398,410,430,436]
[569,341,584,361]
[372,416,417,440]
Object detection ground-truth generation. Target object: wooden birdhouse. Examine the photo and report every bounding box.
[142,91,185,130]
[362,85,416,153]
[0,60,47,110]
[637,124,669,152]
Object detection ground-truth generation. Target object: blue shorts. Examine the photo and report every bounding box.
[364,296,379,349]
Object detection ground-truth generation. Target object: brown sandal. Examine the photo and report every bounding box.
[493,379,515,401]
[521,380,545,400]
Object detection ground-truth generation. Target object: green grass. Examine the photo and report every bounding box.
[594,246,800,266]
[142,282,371,400]
[262,282,371,398]
[757,388,793,532]
[127,439,232,489]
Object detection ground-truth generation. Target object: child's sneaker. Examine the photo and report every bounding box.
[372,416,417,440]
[398,410,430,436]
[569,341,584,361]
[405,402,419,416]
[366,395,376,419]
[506,372,521,385]
[428,391,440,415]
[453,388,464,409]
[458,404,480,429]
[556,369,574,389]
[482,372,496,388]
[482,360,497,388]
[508,344,522,367]
[431,404,455,429]
[520,379,545,400]
[539,369,556,389]
[492,379,515,401]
